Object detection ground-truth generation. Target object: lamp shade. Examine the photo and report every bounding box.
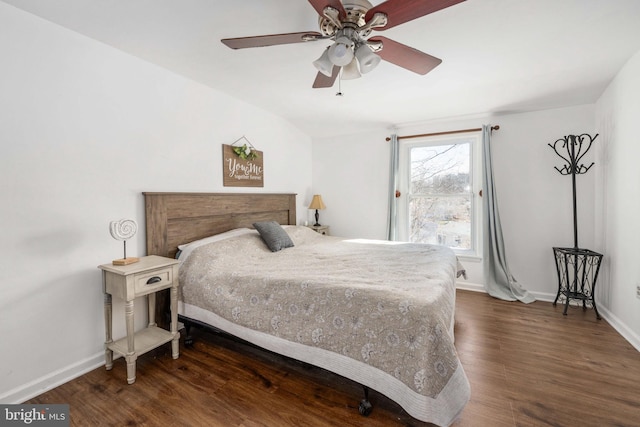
[355,45,381,74]
[308,195,326,210]
[341,58,361,80]
[313,48,334,77]
[328,37,354,66]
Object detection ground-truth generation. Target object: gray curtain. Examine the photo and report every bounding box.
[482,125,536,303]
[386,134,399,241]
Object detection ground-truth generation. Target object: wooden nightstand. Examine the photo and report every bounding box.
[98,255,180,384]
[307,225,330,235]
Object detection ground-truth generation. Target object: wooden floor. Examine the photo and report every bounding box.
[29,290,640,426]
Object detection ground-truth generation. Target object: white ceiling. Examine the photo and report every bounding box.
[4,0,640,138]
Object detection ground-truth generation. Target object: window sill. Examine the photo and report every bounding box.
[455,254,482,263]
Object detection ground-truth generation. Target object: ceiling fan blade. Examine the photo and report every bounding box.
[308,0,347,20]
[312,66,340,88]
[222,31,324,49]
[365,0,466,31]
[369,36,441,75]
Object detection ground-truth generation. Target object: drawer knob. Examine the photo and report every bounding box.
[146,276,162,285]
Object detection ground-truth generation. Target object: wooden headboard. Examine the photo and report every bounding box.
[144,192,297,258]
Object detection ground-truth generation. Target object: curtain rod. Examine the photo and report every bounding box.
[385,125,500,141]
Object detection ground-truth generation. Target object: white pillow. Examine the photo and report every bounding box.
[177,228,255,262]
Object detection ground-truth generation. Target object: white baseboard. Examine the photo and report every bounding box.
[528,291,558,302]
[596,305,640,352]
[455,281,485,293]
[0,352,104,404]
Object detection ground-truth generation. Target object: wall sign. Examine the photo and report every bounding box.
[222,137,264,187]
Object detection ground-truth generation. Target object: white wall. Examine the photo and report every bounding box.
[313,106,597,296]
[595,49,640,349]
[311,130,391,239]
[0,3,313,402]
[490,107,597,298]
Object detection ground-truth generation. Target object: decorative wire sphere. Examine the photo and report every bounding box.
[109,219,137,241]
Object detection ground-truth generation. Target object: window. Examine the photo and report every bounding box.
[397,133,482,257]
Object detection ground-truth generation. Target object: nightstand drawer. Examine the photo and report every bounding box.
[134,267,174,296]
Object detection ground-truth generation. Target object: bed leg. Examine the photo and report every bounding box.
[358,385,373,416]
[183,322,194,347]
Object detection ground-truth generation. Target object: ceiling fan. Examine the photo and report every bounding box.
[221,0,466,89]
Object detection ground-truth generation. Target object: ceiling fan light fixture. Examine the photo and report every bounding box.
[223,0,463,89]
[328,36,354,66]
[341,58,361,80]
[355,44,381,74]
[313,48,334,77]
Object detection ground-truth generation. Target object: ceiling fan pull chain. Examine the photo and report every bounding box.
[336,68,344,96]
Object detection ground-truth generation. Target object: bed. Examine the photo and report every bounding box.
[144,192,470,426]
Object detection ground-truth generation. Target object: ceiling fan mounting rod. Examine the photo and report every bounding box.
[337,26,358,42]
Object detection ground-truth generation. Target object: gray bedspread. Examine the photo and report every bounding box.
[178,226,470,426]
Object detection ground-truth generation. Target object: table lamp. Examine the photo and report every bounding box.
[308,195,326,226]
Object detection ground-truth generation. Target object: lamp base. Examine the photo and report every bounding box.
[112,257,139,266]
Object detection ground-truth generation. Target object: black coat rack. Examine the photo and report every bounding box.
[548,133,597,248]
[548,133,603,319]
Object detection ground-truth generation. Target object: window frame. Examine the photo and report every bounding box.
[397,132,483,259]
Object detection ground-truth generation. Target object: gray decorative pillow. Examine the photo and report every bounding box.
[253,221,294,252]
